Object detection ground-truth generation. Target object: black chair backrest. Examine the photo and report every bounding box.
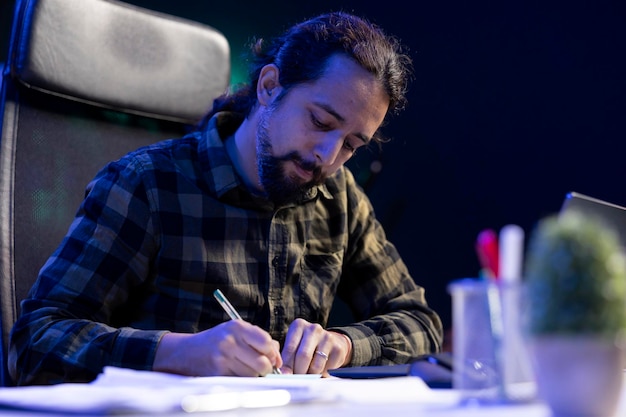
[0,0,230,386]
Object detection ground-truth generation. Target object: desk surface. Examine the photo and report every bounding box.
[0,368,624,417]
[0,400,555,417]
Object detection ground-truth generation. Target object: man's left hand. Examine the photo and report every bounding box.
[280,318,352,375]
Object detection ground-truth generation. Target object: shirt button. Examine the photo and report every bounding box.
[271,256,280,267]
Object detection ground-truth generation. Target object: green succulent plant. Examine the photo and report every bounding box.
[524,211,626,336]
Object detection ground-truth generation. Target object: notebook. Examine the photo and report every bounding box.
[328,353,453,388]
[559,191,626,250]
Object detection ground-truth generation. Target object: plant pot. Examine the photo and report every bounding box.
[530,336,624,417]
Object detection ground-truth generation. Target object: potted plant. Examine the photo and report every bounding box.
[524,210,626,417]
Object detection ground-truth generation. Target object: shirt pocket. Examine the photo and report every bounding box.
[297,249,343,325]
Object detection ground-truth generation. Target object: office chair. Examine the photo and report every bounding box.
[0,0,230,386]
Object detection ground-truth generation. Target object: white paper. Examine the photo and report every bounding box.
[0,366,450,414]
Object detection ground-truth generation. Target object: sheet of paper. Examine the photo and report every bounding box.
[0,367,332,414]
[0,366,455,414]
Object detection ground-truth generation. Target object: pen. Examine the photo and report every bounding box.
[475,228,499,279]
[498,224,524,284]
[214,288,243,320]
[474,229,505,397]
[213,289,281,375]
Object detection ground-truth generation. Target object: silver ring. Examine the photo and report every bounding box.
[314,350,329,360]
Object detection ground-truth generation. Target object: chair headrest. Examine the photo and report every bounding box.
[9,0,230,124]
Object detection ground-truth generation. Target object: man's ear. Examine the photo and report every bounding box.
[257,64,282,106]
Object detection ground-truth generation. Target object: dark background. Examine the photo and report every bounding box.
[2,0,626,336]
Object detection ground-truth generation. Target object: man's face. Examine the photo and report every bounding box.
[256,54,390,205]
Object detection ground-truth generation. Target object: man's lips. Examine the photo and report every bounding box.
[291,160,314,182]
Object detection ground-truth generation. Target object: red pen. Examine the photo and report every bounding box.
[475,228,499,280]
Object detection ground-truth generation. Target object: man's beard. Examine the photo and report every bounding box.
[256,108,324,205]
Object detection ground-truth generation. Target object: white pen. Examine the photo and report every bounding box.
[213,289,281,375]
[499,224,525,284]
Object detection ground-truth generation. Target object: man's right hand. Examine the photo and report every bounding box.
[153,320,282,376]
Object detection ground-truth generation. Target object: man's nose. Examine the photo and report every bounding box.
[313,134,343,166]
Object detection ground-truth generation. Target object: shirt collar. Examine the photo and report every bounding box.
[198,111,333,205]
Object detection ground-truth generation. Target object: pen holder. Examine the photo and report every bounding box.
[447,278,536,404]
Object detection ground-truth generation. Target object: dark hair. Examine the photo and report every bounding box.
[199,12,413,136]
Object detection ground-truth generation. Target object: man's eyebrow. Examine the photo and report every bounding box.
[314,101,372,144]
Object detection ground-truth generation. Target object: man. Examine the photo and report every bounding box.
[9,12,443,385]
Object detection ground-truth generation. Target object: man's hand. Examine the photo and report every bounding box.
[153,320,282,376]
[280,318,352,375]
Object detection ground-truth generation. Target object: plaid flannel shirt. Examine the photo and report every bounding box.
[9,112,443,385]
